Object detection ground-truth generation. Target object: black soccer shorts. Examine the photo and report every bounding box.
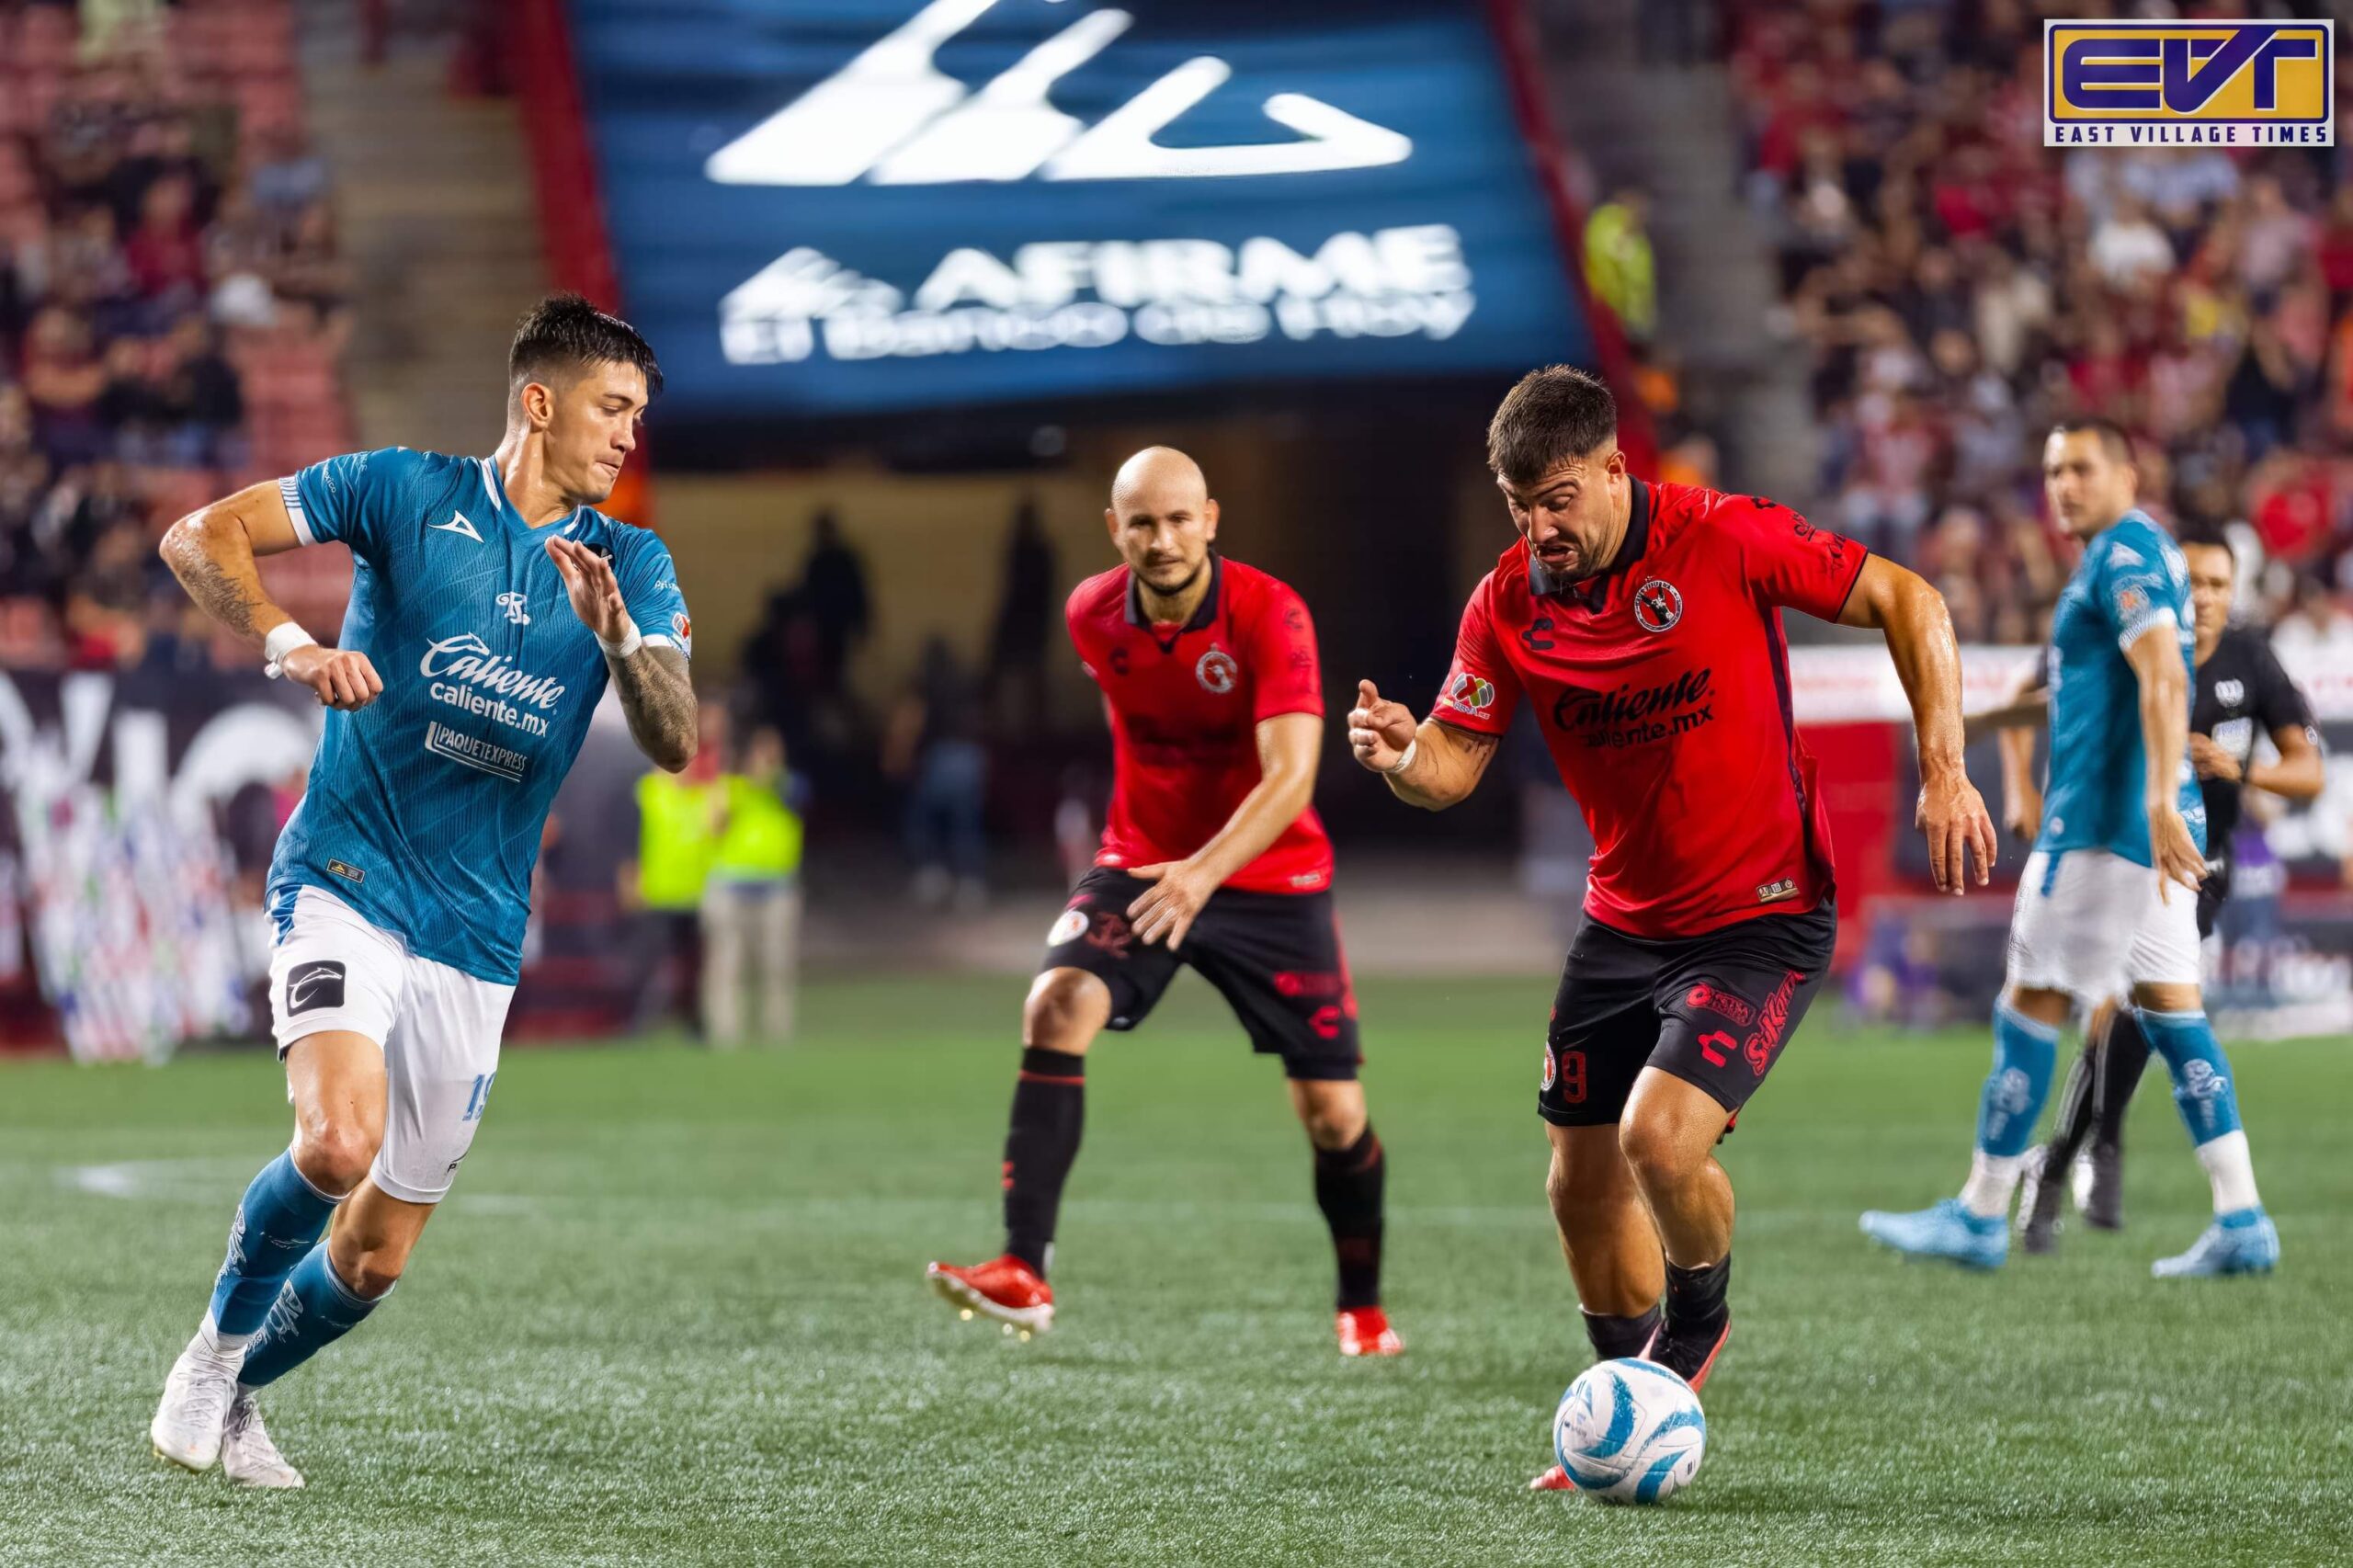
[1040,867,1362,1081]
[1539,902,1837,1127]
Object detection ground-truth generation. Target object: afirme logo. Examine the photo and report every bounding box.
[2045,19,2333,147]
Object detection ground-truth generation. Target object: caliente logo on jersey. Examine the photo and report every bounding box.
[420,633,567,739]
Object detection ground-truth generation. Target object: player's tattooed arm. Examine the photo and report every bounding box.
[160,478,383,710]
[609,642,699,774]
[1348,680,1498,809]
[546,535,699,772]
[158,479,304,642]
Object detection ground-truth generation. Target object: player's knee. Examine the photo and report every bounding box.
[1617,1115,1697,1192]
[1022,976,1104,1053]
[292,1121,379,1197]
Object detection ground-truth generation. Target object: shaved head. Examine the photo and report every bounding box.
[1106,446,1219,600]
[1111,446,1209,514]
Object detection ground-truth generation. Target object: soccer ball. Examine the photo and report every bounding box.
[1551,1358,1707,1504]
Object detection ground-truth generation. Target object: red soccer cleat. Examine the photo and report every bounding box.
[1642,1313,1731,1393]
[1528,1463,1576,1491]
[926,1255,1055,1335]
[1336,1305,1404,1358]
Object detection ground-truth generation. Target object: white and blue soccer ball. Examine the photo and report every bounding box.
[1552,1358,1707,1505]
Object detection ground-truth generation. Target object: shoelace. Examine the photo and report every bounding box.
[225,1397,287,1467]
[173,1352,237,1440]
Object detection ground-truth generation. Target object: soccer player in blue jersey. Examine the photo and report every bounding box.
[147,295,697,1486]
[1861,420,2278,1278]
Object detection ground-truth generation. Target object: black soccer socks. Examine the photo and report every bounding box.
[1002,1048,1086,1276]
[1313,1125,1387,1311]
[1581,1302,1663,1362]
[1664,1254,1730,1337]
[2094,1007,2154,1150]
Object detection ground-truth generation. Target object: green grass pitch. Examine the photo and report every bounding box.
[2,975,2347,1566]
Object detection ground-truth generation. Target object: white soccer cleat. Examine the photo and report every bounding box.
[150,1331,244,1472]
[220,1391,304,1489]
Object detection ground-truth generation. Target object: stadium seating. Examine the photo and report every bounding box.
[1724,0,2353,645]
[0,0,356,670]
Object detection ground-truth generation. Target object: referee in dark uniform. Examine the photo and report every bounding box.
[1996,523,2325,1249]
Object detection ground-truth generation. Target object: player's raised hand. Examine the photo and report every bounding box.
[546,535,632,645]
[2149,800,2207,904]
[1126,859,1217,950]
[1347,680,1416,774]
[280,643,382,711]
[1915,769,1997,894]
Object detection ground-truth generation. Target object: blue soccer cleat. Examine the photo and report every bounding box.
[2151,1208,2279,1278]
[1859,1199,2008,1269]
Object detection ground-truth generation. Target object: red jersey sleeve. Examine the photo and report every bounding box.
[1716,494,1869,621]
[1432,576,1521,736]
[1247,583,1324,722]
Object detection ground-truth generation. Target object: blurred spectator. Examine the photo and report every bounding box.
[700,726,806,1047]
[1728,2,2353,642]
[620,705,726,1034]
[985,498,1056,740]
[885,636,988,910]
[1584,189,1657,346]
[2272,574,2353,657]
[0,3,354,674]
[798,510,870,696]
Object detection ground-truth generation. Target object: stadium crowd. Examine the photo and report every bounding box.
[0,0,353,672]
[1726,0,2353,648]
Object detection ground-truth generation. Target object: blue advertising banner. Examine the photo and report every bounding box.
[567,0,1592,424]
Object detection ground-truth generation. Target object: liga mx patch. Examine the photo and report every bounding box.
[2045,19,2332,146]
[286,960,346,1015]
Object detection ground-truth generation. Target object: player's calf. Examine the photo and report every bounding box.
[2135,1006,2276,1276]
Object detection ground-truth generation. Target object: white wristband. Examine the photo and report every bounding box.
[598,624,643,660]
[262,621,316,678]
[1384,737,1419,778]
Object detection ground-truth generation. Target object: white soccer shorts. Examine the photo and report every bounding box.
[2006,847,2202,1002]
[267,886,513,1204]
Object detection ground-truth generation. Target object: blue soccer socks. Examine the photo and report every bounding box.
[238,1242,387,1390]
[206,1150,344,1346]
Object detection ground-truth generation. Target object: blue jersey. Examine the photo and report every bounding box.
[267,449,691,983]
[2037,509,2205,867]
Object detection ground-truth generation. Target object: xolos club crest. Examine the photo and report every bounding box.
[1633,578,1683,634]
[1196,644,1239,694]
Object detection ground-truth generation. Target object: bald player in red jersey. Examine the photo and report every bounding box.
[1348,368,1995,1485]
[928,447,1401,1358]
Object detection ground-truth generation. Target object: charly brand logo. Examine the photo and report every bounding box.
[1553,667,1714,749]
[2045,19,2332,146]
[705,0,1411,188]
[720,227,1478,366]
[420,633,566,739]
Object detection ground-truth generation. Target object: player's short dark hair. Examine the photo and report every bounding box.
[2050,416,2133,467]
[2174,519,2234,561]
[1487,365,1618,485]
[508,292,663,400]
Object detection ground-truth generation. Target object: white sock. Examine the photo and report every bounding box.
[1960,1151,2024,1220]
[198,1315,251,1358]
[2195,1130,2261,1215]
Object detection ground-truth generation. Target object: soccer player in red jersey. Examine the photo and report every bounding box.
[927,447,1400,1358]
[1347,368,1995,1483]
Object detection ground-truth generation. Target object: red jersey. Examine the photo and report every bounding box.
[1437,481,1869,938]
[1069,554,1334,894]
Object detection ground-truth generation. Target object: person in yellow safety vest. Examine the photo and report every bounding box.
[620,703,726,1034]
[1583,189,1656,346]
[700,725,807,1046]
